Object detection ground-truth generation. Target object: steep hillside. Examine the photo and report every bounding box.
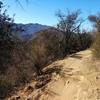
[8,50,100,100]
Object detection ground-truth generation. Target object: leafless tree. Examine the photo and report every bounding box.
[56,9,84,34]
[56,10,85,55]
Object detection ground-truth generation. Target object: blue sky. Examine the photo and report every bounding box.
[2,0,100,29]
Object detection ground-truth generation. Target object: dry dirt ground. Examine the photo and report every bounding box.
[8,50,100,100]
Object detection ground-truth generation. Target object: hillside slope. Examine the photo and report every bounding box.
[8,50,100,100]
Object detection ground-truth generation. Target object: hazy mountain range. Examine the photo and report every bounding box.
[12,23,50,40]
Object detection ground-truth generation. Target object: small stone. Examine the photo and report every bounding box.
[10,95,20,100]
[25,86,34,92]
[16,96,20,100]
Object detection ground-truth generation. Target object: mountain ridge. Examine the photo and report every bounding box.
[12,23,50,40]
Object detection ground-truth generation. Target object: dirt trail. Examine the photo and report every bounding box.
[8,50,100,100]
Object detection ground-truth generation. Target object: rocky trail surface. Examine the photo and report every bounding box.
[8,50,100,100]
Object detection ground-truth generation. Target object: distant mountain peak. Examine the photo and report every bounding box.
[12,23,50,40]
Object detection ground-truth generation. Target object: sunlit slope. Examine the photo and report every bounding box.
[9,50,100,100]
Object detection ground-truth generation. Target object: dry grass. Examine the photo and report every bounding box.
[92,33,100,59]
